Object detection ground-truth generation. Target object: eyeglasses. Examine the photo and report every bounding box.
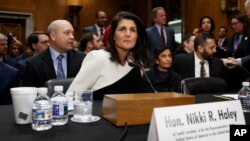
[231,21,240,26]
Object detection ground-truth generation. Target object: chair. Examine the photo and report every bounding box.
[44,78,74,97]
[181,77,227,95]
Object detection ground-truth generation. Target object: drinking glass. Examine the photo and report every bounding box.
[71,90,100,123]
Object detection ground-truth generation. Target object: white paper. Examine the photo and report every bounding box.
[147,100,245,141]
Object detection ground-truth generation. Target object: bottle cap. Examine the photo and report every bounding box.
[38,87,48,95]
[242,82,250,87]
[54,86,63,92]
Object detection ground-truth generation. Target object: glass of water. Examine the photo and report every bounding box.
[71,90,100,123]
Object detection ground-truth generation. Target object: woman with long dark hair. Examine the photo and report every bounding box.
[67,11,151,100]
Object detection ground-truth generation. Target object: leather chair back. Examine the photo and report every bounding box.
[181,77,227,95]
[44,78,74,97]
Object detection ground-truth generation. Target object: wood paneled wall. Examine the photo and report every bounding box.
[0,0,150,41]
[0,0,247,41]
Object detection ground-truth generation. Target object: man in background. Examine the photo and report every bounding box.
[23,20,85,87]
[18,31,50,85]
[146,7,177,59]
[82,11,108,39]
[173,32,227,80]
[0,33,19,105]
[79,32,103,53]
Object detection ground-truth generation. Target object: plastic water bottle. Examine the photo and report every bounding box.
[238,82,250,112]
[32,87,52,131]
[50,86,68,125]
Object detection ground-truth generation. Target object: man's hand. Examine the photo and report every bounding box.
[221,58,237,69]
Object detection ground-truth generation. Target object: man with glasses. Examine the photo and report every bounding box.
[222,0,250,73]
[82,11,108,39]
[18,32,50,85]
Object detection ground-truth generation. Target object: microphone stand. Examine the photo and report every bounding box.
[128,62,158,93]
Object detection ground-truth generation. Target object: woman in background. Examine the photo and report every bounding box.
[66,11,151,100]
[143,48,181,92]
[193,16,215,36]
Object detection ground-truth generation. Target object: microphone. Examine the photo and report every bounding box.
[128,62,158,93]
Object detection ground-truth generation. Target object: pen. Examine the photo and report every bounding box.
[213,95,234,100]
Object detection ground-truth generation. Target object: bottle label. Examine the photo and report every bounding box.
[32,108,52,121]
[239,95,250,111]
[52,104,64,116]
[64,103,68,115]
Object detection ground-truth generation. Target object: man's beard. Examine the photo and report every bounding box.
[202,51,213,61]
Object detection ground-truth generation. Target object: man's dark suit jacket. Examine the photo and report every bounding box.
[82,25,97,34]
[173,52,227,80]
[0,62,19,105]
[23,48,86,87]
[146,25,177,58]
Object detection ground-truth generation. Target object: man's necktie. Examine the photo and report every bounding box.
[233,35,240,52]
[57,54,65,79]
[200,61,206,78]
[160,27,166,45]
[100,28,104,37]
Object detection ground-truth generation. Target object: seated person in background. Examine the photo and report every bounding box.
[0,33,19,105]
[175,34,195,55]
[23,20,85,87]
[143,48,181,92]
[18,31,50,85]
[66,11,151,100]
[173,32,228,80]
[79,32,103,53]
[9,38,24,61]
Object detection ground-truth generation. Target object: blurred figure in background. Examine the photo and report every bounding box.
[79,32,103,53]
[193,16,215,36]
[83,11,108,39]
[175,34,195,55]
[214,26,229,58]
[9,39,23,60]
[0,33,19,105]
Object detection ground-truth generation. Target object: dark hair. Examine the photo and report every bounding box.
[181,34,195,47]
[155,48,172,59]
[27,31,47,51]
[199,16,215,33]
[231,13,249,31]
[79,32,98,52]
[106,11,151,68]
[194,32,214,50]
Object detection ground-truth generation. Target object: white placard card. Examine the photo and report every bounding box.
[147,100,245,141]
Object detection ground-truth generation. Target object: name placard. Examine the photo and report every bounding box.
[147,100,245,141]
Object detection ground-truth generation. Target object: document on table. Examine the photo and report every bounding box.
[215,94,238,100]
